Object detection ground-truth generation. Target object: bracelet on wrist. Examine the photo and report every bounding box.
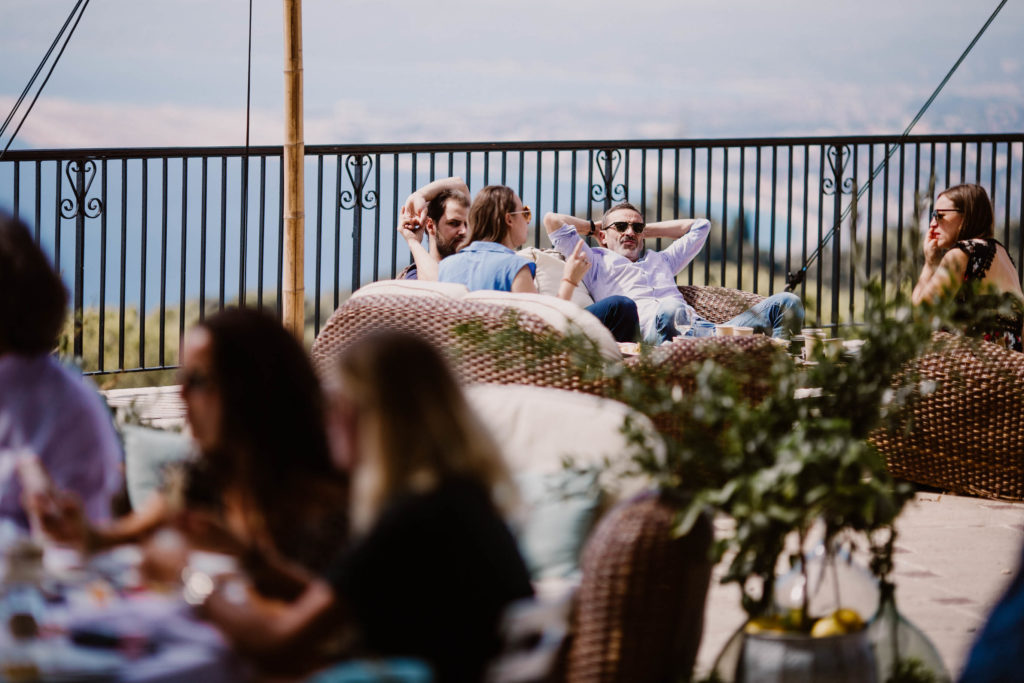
[562,277,579,287]
[588,219,596,237]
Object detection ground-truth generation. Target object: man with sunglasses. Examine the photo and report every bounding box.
[544,202,803,343]
[397,177,471,280]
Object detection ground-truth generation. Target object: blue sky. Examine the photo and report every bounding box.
[1,0,1022,149]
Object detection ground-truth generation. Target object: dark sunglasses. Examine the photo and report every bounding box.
[606,221,646,235]
[931,209,962,221]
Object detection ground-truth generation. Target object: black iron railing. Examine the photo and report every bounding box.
[2,133,1022,378]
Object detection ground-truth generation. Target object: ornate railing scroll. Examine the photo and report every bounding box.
[591,148,627,210]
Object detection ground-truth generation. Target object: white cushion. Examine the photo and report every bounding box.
[463,290,621,361]
[518,247,595,308]
[122,425,194,510]
[465,383,661,494]
[466,383,662,581]
[349,279,469,301]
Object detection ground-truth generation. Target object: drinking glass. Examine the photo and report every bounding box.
[673,308,692,338]
[692,320,717,338]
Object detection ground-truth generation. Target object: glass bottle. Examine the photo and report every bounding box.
[866,581,950,683]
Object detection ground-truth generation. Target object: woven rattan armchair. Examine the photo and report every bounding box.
[565,492,713,683]
[871,332,1024,501]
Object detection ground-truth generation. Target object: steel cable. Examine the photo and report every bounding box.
[0,0,93,160]
[785,0,1009,291]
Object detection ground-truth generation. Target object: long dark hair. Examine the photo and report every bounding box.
[0,212,68,354]
[197,308,346,566]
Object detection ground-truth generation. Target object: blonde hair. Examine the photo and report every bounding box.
[335,331,516,534]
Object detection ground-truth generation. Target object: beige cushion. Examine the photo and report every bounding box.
[518,247,595,308]
[465,383,660,499]
[349,279,469,300]
[463,290,621,361]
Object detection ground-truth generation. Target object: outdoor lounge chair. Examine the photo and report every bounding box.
[871,331,1024,501]
[310,280,783,437]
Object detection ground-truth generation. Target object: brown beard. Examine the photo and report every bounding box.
[435,232,464,259]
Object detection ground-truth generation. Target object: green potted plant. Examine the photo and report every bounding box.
[638,279,950,683]
[452,270,953,683]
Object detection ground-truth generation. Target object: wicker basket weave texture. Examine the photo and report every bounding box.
[312,283,765,376]
[310,293,602,395]
[679,285,765,323]
[565,492,713,683]
[623,335,784,442]
[871,332,1024,501]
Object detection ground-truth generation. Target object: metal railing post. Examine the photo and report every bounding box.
[73,161,85,359]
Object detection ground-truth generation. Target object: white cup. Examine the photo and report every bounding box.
[716,325,735,336]
[733,326,754,336]
[823,338,844,358]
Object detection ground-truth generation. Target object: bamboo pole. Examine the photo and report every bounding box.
[282,0,305,341]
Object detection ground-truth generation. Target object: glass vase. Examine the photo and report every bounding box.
[866,582,950,683]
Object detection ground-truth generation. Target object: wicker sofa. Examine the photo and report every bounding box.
[871,332,1024,501]
[310,279,775,392]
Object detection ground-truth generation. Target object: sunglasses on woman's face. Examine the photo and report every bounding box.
[508,206,532,223]
[931,209,962,222]
[606,221,646,235]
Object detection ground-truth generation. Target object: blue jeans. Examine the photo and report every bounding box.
[586,295,640,342]
[723,292,804,339]
[649,292,804,344]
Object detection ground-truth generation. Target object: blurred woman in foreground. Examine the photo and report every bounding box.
[0,211,121,529]
[36,308,348,581]
[202,331,533,682]
[912,183,1024,351]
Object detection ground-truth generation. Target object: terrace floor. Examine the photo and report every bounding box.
[696,492,1024,679]
[103,386,1024,680]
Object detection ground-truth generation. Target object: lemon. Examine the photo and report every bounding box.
[810,608,865,637]
[834,608,864,631]
[810,615,844,637]
[745,616,784,634]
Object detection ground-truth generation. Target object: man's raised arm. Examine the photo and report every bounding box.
[642,218,703,240]
[402,177,470,223]
[398,207,441,281]
[543,212,600,238]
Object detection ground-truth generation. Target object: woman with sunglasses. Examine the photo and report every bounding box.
[438,185,641,341]
[200,331,533,680]
[33,308,349,589]
[912,184,1024,351]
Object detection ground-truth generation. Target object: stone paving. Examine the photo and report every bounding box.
[695,492,1024,680]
